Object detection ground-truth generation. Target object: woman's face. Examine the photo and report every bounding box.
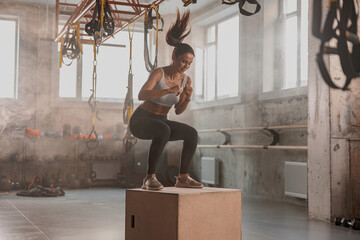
[173,52,194,73]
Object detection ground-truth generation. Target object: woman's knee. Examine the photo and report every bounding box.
[185,126,198,144]
[155,124,171,142]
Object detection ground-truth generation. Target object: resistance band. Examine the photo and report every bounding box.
[123,23,137,154]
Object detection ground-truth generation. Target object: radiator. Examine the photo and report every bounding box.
[201,157,219,185]
[284,161,307,199]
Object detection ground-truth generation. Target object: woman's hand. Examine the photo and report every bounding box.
[168,85,182,96]
[183,85,193,98]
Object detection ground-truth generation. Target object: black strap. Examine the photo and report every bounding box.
[183,0,197,7]
[313,0,360,90]
[85,0,114,43]
[61,27,81,66]
[222,0,261,16]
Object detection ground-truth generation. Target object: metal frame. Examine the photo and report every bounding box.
[197,124,307,150]
[55,0,165,45]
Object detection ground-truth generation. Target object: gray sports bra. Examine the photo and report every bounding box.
[151,68,188,107]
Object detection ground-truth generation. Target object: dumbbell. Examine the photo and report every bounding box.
[349,218,360,230]
[334,217,351,227]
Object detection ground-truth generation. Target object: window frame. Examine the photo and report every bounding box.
[192,12,241,109]
[260,0,308,100]
[0,15,20,101]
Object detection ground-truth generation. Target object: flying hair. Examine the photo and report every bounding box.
[166,9,194,57]
[166,9,191,47]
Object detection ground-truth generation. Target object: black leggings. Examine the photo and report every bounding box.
[129,108,198,174]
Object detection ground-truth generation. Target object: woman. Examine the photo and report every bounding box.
[129,9,203,190]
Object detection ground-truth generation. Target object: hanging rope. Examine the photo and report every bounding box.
[87,43,100,150]
[312,0,360,90]
[123,23,137,154]
[222,0,261,16]
[144,4,164,72]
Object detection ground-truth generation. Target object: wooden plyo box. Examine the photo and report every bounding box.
[125,187,242,240]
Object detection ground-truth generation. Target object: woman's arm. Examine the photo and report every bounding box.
[175,77,192,115]
[138,68,181,101]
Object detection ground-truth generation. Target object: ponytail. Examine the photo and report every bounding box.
[166,9,194,57]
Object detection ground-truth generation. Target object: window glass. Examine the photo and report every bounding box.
[207,26,215,44]
[206,45,216,101]
[59,58,77,98]
[217,15,239,98]
[285,16,298,89]
[194,48,204,97]
[0,19,17,99]
[284,0,297,14]
[300,0,308,86]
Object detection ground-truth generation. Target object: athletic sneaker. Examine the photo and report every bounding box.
[141,175,163,190]
[175,174,204,188]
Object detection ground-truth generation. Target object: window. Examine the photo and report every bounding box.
[58,30,149,102]
[0,17,19,99]
[195,14,240,102]
[262,0,308,93]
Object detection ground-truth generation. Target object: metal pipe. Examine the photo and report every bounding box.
[198,145,308,150]
[197,124,307,133]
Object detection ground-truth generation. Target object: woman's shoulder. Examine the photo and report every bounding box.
[149,68,164,81]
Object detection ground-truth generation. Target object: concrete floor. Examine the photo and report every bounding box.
[0,188,359,240]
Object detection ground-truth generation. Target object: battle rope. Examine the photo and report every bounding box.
[312,0,360,90]
[59,23,83,68]
[87,43,100,150]
[222,0,261,16]
[85,0,114,46]
[144,4,164,72]
[123,23,137,154]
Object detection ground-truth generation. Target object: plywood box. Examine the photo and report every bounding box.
[125,187,242,240]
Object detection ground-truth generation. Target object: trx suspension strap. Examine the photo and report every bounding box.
[313,0,360,90]
[85,0,114,45]
[59,23,83,67]
[87,43,100,150]
[144,4,164,72]
[182,0,197,7]
[123,23,137,154]
[222,0,261,16]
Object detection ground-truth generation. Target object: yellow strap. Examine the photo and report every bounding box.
[128,23,135,62]
[93,42,97,61]
[128,104,133,121]
[151,3,159,52]
[101,0,105,31]
[144,8,148,24]
[75,23,83,54]
[59,37,64,68]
